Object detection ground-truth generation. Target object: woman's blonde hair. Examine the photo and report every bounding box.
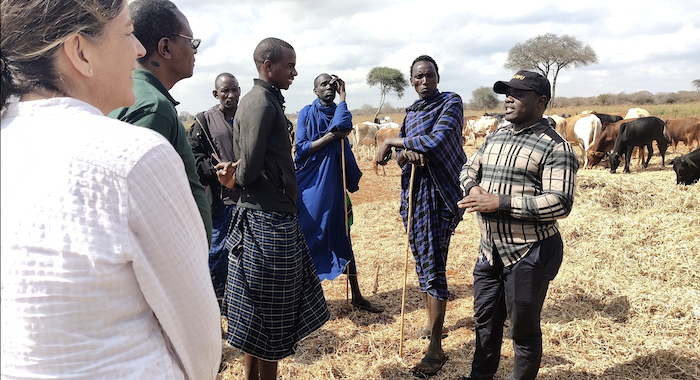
[1,0,125,108]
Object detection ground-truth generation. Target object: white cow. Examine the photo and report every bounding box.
[624,107,651,119]
[352,122,379,161]
[378,121,400,130]
[465,116,498,145]
[573,115,602,167]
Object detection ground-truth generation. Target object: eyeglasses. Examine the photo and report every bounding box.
[168,33,201,50]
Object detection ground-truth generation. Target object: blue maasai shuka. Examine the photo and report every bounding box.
[209,204,234,300]
[399,90,467,300]
[294,99,362,281]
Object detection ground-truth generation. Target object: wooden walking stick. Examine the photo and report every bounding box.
[399,163,416,357]
[341,140,350,311]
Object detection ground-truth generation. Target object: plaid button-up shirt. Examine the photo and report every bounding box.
[460,119,579,266]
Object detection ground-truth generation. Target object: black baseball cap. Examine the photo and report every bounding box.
[493,70,551,98]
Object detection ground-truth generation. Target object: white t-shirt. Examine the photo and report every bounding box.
[1,98,221,379]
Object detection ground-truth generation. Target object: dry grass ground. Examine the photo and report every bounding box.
[220,134,699,380]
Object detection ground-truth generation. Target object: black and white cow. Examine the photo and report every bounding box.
[670,148,700,185]
[609,117,670,173]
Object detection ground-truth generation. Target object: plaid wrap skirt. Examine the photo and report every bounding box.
[401,171,460,301]
[223,207,330,361]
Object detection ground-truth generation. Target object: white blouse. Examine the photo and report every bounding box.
[1,98,221,379]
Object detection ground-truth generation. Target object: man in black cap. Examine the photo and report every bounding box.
[457,70,579,380]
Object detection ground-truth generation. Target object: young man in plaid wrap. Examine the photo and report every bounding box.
[376,55,466,378]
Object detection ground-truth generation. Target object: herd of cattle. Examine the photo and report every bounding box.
[340,109,699,185]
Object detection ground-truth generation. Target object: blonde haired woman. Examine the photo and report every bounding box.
[1,0,221,378]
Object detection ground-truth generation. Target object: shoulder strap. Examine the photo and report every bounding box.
[195,112,220,158]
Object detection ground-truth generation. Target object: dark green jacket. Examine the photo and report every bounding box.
[109,68,212,245]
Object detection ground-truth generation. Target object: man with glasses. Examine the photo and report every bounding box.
[110,0,212,244]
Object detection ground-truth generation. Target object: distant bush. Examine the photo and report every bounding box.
[352,102,406,116]
[553,90,699,107]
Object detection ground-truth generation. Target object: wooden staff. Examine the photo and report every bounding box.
[399,163,416,357]
[341,140,350,311]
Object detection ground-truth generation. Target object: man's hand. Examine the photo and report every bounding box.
[331,75,346,103]
[215,159,241,189]
[401,149,428,166]
[326,129,351,140]
[457,185,499,213]
[375,141,392,166]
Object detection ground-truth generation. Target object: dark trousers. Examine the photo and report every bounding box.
[470,233,563,380]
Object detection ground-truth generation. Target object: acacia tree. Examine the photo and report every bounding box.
[470,86,500,111]
[366,66,407,122]
[692,79,700,92]
[505,33,598,104]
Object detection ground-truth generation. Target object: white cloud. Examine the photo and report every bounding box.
[165,0,700,114]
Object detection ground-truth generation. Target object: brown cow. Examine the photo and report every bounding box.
[373,127,400,175]
[546,114,567,136]
[666,117,700,153]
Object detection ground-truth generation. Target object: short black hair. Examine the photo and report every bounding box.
[253,37,293,71]
[313,73,331,88]
[215,72,236,87]
[129,0,181,63]
[410,55,439,77]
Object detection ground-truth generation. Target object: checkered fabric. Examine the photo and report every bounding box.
[460,119,579,267]
[398,90,466,301]
[401,171,458,301]
[223,207,330,361]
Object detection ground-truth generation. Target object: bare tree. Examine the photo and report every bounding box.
[505,33,598,104]
[692,79,700,92]
[366,66,407,122]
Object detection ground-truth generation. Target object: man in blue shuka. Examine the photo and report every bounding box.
[295,73,382,313]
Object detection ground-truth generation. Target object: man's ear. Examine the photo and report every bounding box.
[157,37,173,60]
[61,34,93,77]
[258,59,273,81]
[212,89,218,99]
[262,60,272,73]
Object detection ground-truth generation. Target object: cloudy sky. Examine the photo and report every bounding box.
[168,0,700,115]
